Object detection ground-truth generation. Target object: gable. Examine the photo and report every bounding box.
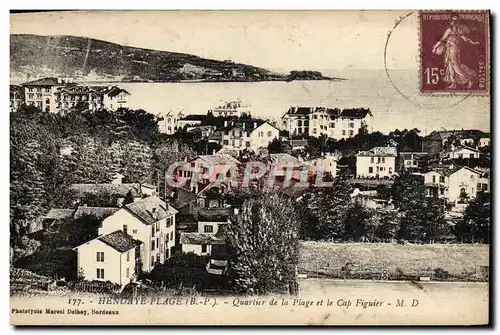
[73,237,119,254]
[102,208,143,229]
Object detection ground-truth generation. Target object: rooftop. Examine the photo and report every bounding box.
[69,183,142,198]
[106,86,130,98]
[357,146,397,157]
[125,196,178,225]
[98,230,141,253]
[339,108,373,119]
[180,232,225,245]
[43,208,75,220]
[266,153,302,166]
[73,206,120,220]
[22,77,61,86]
[194,154,241,166]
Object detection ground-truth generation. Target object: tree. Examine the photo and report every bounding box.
[267,138,285,154]
[391,171,447,242]
[225,190,300,295]
[344,202,371,241]
[454,192,490,243]
[298,171,353,240]
[123,190,135,205]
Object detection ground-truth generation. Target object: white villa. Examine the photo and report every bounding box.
[356,146,397,178]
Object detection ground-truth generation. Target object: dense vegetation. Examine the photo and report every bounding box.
[10,104,195,246]
[297,170,489,244]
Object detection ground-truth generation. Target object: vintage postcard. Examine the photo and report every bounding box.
[9,10,490,326]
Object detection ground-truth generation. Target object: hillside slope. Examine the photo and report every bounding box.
[10,34,283,83]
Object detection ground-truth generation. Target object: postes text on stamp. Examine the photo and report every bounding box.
[420,10,489,94]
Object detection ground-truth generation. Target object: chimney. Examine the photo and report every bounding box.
[254,122,257,129]
[57,78,62,84]
[224,120,228,127]
[242,122,246,130]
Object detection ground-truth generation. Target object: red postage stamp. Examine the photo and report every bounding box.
[420,10,490,94]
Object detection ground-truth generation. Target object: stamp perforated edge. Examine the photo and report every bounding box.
[418,9,491,96]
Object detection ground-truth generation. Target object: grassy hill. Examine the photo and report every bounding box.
[10,34,284,83]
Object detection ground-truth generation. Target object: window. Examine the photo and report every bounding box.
[246,141,251,147]
[470,154,474,159]
[342,130,346,135]
[156,222,159,232]
[166,233,169,243]
[151,225,155,237]
[156,253,160,263]
[312,128,317,134]
[96,252,104,262]
[156,237,159,247]
[126,251,130,262]
[330,123,336,128]
[126,268,130,278]
[368,167,373,174]
[458,154,463,159]
[28,87,33,92]
[123,225,128,235]
[151,240,155,251]
[370,157,374,163]
[166,217,170,228]
[406,160,412,165]
[439,176,445,183]
[267,131,272,137]
[201,244,207,253]
[36,87,41,92]
[132,229,137,234]
[382,157,386,163]
[349,122,354,128]
[45,98,50,105]
[349,130,354,136]
[97,268,104,279]
[432,176,436,183]
[223,140,229,145]
[170,231,174,241]
[151,256,154,267]
[204,225,214,233]
[28,94,34,99]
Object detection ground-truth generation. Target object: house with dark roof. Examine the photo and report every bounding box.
[356,146,397,178]
[21,77,69,112]
[19,77,131,113]
[102,86,130,111]
[423,165,483,204]
[217,119,279,152]
[97,195,179,273]
[280,106,372,140]
[73,230,140,285]
[445,145,481,160]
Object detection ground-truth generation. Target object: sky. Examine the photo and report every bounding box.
[10,10,418,71]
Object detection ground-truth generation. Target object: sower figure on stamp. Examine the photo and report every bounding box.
[432,14,480,89]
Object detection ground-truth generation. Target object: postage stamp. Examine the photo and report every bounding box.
[419,10,490,94]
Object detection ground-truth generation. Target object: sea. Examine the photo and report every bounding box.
[79,69,492,134]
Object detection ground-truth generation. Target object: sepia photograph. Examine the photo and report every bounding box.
[8,9,491,326]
